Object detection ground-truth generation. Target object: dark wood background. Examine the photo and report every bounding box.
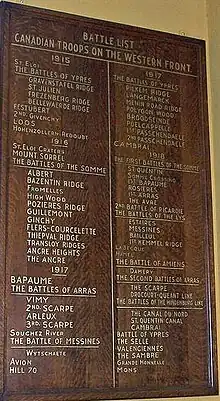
[0,2,218,400]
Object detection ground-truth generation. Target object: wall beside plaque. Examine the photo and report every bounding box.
[0,2,218,400]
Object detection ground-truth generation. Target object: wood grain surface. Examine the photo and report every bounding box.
[0,2,218,400]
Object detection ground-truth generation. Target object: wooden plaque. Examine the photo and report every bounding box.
[0,2,218,400]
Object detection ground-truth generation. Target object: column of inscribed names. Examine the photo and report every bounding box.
[110,53,213,387]
[6,12,114,391]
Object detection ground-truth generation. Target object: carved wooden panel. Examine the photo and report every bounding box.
[0,2,218,400]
